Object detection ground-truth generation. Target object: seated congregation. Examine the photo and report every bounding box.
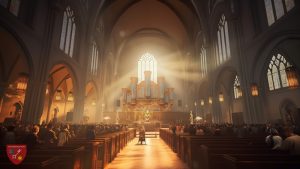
[1,0,300,168]
[0,122,136,169]
[162,123,300,169]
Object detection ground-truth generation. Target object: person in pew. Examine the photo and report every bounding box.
[214,125,221,136]
[170,124,176,134]
[44,123,58,144]
[2,125,16,145]
[281,127,300,155]
[188,125,196,135]
[0,124,5,144]
[86,125,96,140]
[38,122,47,141]
[265,128,282,150]
[237,124,249,138]
[183,124,189,133]
[196,126,205,135]
[24,125,42,149]
[57,125,70,146]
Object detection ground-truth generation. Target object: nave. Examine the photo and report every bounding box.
[1,0,300,168]
[106,137,188,169]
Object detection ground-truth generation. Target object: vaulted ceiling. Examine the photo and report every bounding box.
[98,0,205,50]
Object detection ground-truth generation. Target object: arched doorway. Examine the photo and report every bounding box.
[41,64,75,124]
[83,81,98,123]
[0,26,30,123]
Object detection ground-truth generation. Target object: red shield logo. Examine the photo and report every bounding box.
[6,144,27,165]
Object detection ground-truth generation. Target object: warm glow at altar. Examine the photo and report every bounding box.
[138,53,157,83]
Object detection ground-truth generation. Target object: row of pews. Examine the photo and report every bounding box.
[0,128,136,169]
[160,128,300,169]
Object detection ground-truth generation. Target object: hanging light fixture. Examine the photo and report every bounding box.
[251,83,259,96]
[208,97,213,104]
[55,90,62,101]
[286,66,299,88]
[67,91,74,101]
[219,92,224,102]
[200,99,205,106]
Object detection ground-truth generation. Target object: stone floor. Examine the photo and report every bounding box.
[105,137,189,169]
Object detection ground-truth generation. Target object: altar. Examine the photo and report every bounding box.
[120,71,175,123]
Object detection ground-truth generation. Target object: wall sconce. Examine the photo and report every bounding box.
[251,83,259,96]
[55,90,62,101]
[200,99,204,106]
[286,66,299,88]
[219,92,224,102]
[67,91,74,101]
[208,97,212,104]
[194,101,197,106]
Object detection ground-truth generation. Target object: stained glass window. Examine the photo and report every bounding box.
[60,6,76,57]
[264,0,295,26]
[233,75,242,99]
[138,53,157,83]
[90,41,99,76]
[215,14,231,66]
[285,0,295,11]
[200,46,207,78]
[267,53,291,90]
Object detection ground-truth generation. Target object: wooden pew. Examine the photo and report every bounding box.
[29,145,85,169]
[68,140,103,169]
[0,155,62,169]
[221,154,300,169]
[197,145,287,169]
[184,136,266,168]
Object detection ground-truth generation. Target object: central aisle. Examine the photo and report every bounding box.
[106,137,189,169]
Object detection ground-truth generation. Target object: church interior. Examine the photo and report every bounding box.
[0,0,300,168]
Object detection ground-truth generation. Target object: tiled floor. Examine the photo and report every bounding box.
[105,137,189,169]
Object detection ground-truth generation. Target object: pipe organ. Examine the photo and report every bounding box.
[120,71,175,121]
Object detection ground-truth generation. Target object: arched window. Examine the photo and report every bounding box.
[200,46,207,78]
[233,75,242,99]
[264,0,295,26]
[267,53,291,90]
[138,53,157,83]
[215,14,231,66]
[60,6,76,57]
[90,41,99,76]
